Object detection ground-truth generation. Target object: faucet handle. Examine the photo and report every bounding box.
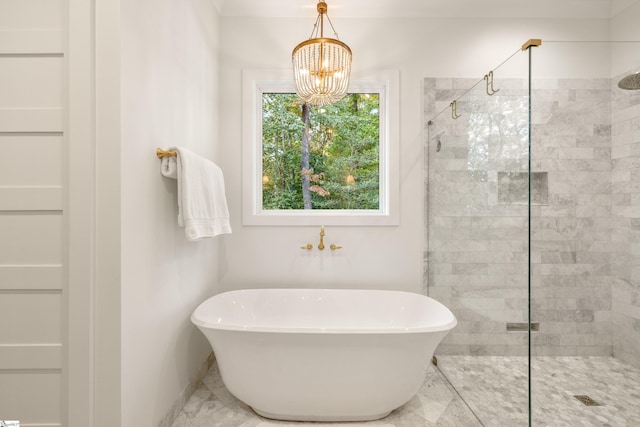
[300,243,313,250]
[330,244,342,250]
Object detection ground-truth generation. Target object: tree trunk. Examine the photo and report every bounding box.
[301,103,312,209]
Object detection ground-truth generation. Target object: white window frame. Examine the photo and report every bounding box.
[242,68,399,226]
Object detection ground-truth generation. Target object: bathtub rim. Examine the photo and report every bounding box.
[191,288,457,335]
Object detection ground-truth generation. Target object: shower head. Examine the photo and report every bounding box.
[618,72,640,90]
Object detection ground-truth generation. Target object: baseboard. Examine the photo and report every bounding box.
[157,352,216,427]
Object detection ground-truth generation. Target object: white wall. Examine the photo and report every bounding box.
[120,0,222,425]
[611,1,640,75]
[217,16,610,294]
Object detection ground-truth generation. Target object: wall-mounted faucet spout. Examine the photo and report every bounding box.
[318,226,325,250]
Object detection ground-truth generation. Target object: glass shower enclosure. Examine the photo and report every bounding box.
[425,40,640,426]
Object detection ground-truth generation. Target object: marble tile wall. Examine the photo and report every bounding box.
[530,78,613,357]
[424,77,614,356]
[611,70,640,369]
[425,77,531,356]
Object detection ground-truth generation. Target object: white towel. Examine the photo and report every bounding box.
[161,146,232,241]
[161,156,178,179]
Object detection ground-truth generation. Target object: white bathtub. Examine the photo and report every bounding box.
[191,288,457,422]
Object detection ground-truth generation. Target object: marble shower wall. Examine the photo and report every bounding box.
[611,72,640,369]
[425,77,530,356]
[424,77,614,356]
[529,78,612,356]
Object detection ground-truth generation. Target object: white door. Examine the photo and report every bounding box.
[0,1,65,426]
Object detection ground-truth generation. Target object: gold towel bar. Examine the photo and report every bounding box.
[156,148,177,158]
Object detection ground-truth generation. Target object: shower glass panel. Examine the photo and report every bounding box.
[427,38,640,427]
[425,46,531,425]
[529,40,640,426]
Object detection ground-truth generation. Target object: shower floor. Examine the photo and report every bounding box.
[170,356,640,426]
[437,356,640,426]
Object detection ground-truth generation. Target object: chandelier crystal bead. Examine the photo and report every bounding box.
[292,1,352,106]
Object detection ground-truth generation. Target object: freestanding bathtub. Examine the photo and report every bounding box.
[191,288,457,422]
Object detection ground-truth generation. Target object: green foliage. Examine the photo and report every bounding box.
[262,93,380,210]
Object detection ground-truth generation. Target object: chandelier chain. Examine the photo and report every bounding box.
[324,14,340,39]
[309,15,321,39]
[307,5,340,40]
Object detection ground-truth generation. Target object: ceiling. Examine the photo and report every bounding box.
[211,0,638,19]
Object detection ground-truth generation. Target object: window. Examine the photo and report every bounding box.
[242,69,399,226]
[262,92,380,210]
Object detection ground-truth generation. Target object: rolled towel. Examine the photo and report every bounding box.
[161,156,178,179]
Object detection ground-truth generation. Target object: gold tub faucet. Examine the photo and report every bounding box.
[300,226,342,251]
[318,226,325,250]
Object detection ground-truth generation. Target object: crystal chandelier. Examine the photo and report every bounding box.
[291,1,352,106]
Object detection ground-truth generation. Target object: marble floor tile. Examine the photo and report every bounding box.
[438,356,640,427]
[171,361,481,427]
[172,356,640,426]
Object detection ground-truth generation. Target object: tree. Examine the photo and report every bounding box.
[262,92,380,210]
[301,102,311,209]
